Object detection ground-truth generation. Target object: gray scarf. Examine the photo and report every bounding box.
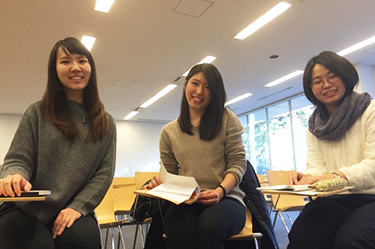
[308,91,371,141]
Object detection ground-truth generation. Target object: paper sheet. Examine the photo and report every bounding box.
[147,162,200,204]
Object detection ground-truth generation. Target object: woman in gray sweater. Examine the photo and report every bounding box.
[0,37,116,249]
[148,63,247,249]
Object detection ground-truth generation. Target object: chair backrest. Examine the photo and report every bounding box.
[257,174,267,187]
[113,177,136,187]
[266,170,306,211]
[135,172,159,190]
[113,177,136,213]
[95,183,117,224]
[257,174,272,202]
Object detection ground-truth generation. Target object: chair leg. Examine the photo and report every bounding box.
[111,227,116,249]
[104,228,109,249]
[133,224,140,249]
[254,237,259,249]
[117,225,126,249]
[139,224,146,248]
[272,210,278,228]
[285,211,294,225]
[278,212,290,233]
[252,233,262,249]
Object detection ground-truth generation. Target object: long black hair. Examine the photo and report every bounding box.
[178,63,227,141]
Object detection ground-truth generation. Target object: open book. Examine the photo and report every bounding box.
[256,184,355,197]
[141,162,200,205]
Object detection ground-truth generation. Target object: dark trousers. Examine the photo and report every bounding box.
[287,194,375,249]
[163,197,246,249]
[0,202,101,249]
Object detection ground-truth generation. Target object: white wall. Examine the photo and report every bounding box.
[0,114,166,177]
[0,114,20,161]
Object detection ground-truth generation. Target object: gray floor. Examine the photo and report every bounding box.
[101,212,300,249]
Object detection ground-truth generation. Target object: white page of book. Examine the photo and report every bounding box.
[147,162,200,204]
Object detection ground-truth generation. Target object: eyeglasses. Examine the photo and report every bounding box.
[311,74,340,88]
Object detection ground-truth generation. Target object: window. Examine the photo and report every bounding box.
[268,102,294,171]
[242,109,270,174]
[290,96,314,172]
[240,94,314,173]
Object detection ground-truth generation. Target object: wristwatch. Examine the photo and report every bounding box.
[332,172,340,178]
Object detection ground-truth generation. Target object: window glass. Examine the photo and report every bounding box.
[268,102,294,171]
[290,95,315,172]
[239,115,250,161]
[247,109,269,174]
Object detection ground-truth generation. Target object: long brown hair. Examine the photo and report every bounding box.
[41,37,109,141]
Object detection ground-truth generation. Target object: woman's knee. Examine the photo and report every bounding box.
[55,214,101,249]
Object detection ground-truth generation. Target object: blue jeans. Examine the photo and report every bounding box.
[0,202,101,249]
[287,194,375,249]
[163,197,246,249]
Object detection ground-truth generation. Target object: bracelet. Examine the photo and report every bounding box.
[217,185,227,198]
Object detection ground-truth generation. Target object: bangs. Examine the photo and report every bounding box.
[60,40,90,58]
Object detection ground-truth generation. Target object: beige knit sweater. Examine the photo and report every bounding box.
[159,109,247,205]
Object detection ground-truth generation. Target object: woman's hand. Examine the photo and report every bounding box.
[0,174,32,197]
[197,189,222,206]
[145,175,162,190]
[52,208,82,239]
[289,171,335,185]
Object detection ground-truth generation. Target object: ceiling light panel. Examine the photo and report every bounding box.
[81,35,96,51]
[337,35,375,56]
[95,0,115,13]
[234,2,291,40]
[265,70,304,87]
[225,93,253,106]
[140,84,177,108]
[182,56,217,76]
[123,111,139,120]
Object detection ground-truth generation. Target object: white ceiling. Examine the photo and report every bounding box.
[1,0,375,122]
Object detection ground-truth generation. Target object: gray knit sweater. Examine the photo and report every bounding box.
[159,109,247,206]
[0,100,116,223]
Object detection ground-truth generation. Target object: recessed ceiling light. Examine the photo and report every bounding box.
[234,2,291,40]
[265,70,304,87]
[95,0,115,13]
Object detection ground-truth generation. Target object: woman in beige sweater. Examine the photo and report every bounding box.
[148,63,247,249]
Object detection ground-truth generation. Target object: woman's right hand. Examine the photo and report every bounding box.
[289,171,323,185]
[145,175,162,189]
[0,174,32,197]
[288,171,304,185]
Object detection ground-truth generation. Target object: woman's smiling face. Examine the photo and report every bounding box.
[184,72,211,116]
[311,64,346,115]
[56,47,91,101]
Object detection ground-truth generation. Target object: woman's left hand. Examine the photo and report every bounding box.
[52,208,82,239]
[197,189,222,206]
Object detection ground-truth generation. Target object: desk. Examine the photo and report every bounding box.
[0,196,46,202]
[259,186,353,197]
